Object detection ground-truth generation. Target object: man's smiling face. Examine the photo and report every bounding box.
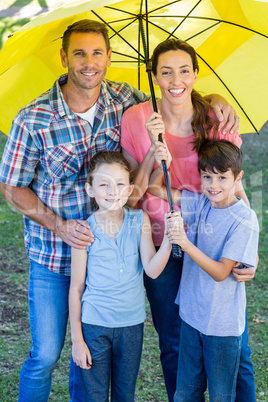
[60,31,112,91]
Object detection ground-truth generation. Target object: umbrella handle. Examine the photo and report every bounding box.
[158,134,182,259]
[146,66,181,258]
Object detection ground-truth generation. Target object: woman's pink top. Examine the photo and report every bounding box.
[121,101,242,245]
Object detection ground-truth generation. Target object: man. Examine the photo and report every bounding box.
[0,19,254,401]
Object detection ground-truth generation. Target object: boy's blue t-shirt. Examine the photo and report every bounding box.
[176,191,259,337]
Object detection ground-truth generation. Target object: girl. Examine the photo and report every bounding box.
[69,151,174,401]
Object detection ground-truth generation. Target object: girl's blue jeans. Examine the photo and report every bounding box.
[79,322,144,401]
[18,260,82,402]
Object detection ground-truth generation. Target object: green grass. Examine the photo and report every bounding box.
[0,127,267,401]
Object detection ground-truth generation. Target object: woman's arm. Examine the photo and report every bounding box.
[69,247,92,370]
[147,141,182,206]
[122,146,155,207]
[233,179,258,280]
[122,110,167,207]
[235,180,250,206]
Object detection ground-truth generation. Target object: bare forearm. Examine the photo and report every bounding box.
[145,237,171,279]
[184,240,233,281]
[127,145,156,207]
[148,167,181,206]
[1,183,94,248]
[1,183,63,232]
[69,288,84,343]
[235,182,250,207]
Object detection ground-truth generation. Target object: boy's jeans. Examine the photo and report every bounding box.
[18,260,82,402]
[174,320,242,402]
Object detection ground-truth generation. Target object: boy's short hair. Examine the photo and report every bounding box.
[62,19,110,54]
[198,140,243,179]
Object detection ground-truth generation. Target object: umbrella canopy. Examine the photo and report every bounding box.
[0,0,267,135]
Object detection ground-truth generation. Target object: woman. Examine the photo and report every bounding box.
[120,38,256,402]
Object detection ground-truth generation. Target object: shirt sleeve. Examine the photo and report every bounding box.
[208,110,242,148]
[129,85,150,105]
[120,106,140,162]
[0,114,40,187]
[216,129,242,148]
[181,190,203,226]
[222,208,259,267]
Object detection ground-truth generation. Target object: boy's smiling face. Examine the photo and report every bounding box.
[200,168,243,209]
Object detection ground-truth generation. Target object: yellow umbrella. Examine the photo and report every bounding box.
[0,0,267,135]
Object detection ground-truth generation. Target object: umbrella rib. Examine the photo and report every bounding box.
[185,21,221,41]
[146,0,183,15]
[197,53,259,133]
[146,19,178,38]
[104,5,137,17]
[147,15,267,38]
[91,10,145,59]
[167,0,203,39]
[111,51,141,62]
[109,18,139,40]
[104,16,139,26]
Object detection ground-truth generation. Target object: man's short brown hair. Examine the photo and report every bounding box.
[62,19,110,54]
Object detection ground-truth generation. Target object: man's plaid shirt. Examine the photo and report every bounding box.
[0,74,148,275]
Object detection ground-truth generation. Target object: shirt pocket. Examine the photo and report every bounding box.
[123,252,141,274]
[103,126,121,151]
[43,144,80,179]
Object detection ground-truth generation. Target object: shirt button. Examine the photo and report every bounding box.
[120,269,123,273]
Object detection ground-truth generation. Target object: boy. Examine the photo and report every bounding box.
[150,139,259,401]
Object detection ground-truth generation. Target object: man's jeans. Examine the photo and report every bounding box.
[18,261,82,402]
[174,320,242,402]
[236,318,256,402]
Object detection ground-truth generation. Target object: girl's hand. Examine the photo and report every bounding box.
[154,140,172,169]
[165,211,189,251]
[145,112,165,145]
[72,340,92,370]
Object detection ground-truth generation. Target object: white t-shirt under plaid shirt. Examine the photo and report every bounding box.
[0,74,148,275]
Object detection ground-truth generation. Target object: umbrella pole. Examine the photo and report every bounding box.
[146,65,182,258]
[141,0,181,258]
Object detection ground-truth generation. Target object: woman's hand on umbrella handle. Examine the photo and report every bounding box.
[154,140,172,169]
[145,111,165,145]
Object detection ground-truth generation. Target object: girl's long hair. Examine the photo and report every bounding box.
[151,39,218,153]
